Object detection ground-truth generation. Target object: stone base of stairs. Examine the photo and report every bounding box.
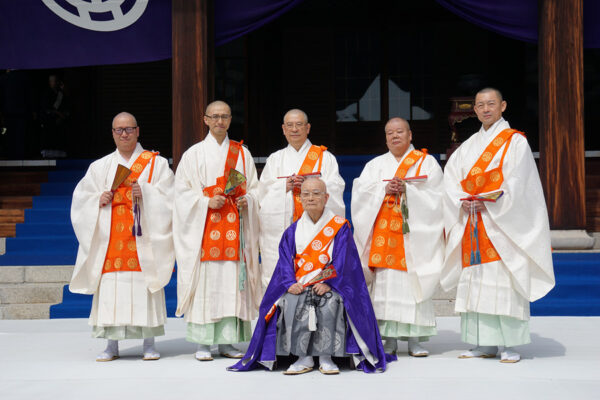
[0,265,73,320]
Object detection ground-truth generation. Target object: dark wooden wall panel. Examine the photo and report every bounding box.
[539,0,586,229]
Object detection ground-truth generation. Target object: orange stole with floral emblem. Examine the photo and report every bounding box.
[292,145,327,222]
[368,149,427,271]
[103,151,157,274]
[460,128,525,268]
[201,140,247,262]
[295,215,348,287]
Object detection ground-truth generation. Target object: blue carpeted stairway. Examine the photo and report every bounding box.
[1,157,598,318]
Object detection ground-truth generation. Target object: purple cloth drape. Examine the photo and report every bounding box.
[228,221,395,373]
[215,0,304,46]
[436,0,600,48]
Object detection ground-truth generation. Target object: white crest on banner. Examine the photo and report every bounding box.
[42,0,148,32]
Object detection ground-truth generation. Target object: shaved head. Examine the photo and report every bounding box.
[476,87,503,102]
[385,117,410,131]
[206,100,231,115]
[283,109,309,124]
[112,111,137,128]
[301,177,327,194]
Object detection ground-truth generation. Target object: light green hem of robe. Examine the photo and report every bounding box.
[378,319,437,341]
[92,325,165,340]
[461,312,530,347]
[186,317,252,345]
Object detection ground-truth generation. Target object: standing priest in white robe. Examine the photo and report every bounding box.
[173,100,261,361]
[70,112,175,362]
[352,117,444,357]
[442,88,555,363]
[258,109,345,290]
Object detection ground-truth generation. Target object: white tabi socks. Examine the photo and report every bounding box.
[143,337,160,361]
[284,356,314,375]
[459,345,498,359]
[219,344,244,359]
[318,355,340,375]
[195,344,213,361]
[408,338,429,357]
[96,339,119,362]
[500,347,521,363]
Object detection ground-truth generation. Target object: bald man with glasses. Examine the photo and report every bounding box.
[258,109,345,291]
[70,112,175,362]
[173,100,262,361]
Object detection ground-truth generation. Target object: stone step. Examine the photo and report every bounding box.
[0,209,25,223]
[0,265,73,283]
[0,171,48,184]
[0,303,55,319]
[0,223,16,237]
[0,183,41,196]
[0,196,33,209]
[0,282,65,304]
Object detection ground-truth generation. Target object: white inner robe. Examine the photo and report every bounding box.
[70,143,175,327]
[258,139,345,290]
[351,145,444,327]
[442,118,555,320]
[173,132,261,325]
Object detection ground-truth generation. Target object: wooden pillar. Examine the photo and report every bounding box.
[538,0,585,229]
[172,0,213,169]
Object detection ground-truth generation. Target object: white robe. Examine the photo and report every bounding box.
[70,143,175,327]
[441,118,555,320]
[352,145,444,327]
[173,132,261,325]
[258,139,345,289]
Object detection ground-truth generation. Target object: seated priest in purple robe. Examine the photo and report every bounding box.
[229,178,394,375]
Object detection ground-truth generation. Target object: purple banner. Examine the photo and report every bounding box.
[436,0,600,48]
[0,0,171,69]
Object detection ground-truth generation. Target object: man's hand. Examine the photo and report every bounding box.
[131,181,142,201]
[236,196,248,210]
[208,195,227,209]
[461,200,486,213]
[287,282,303,295]
[312,282,331,296]
[99,191,113,208]
[286,174,306,192]
[385,177,405,194]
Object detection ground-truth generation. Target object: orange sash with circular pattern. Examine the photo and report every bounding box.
[368,149,427,271]
[103,151,157,274]
[201,140,246,262]
[292,145,327,222]
[460,128,524,268]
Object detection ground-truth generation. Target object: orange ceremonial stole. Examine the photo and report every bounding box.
[201,140,247,262]
[292,145,327,222]
[103,151,158,274]
[460,128,524,268]
[368,149,427,271]
[295,215,348,287]
[264,214,347,323]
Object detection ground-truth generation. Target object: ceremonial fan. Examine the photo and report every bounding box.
[224,169,248,291]
[224,169,247,195]
[110,165,131,191]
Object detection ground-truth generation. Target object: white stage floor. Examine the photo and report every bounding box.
[1,316,599,400]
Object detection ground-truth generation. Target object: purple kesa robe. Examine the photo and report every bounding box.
[228,221,395,373]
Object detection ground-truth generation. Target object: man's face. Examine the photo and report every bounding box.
[112,114,139,154]
[385,119,412,156]
[204,103,232,136]
[474,91,507,129]
[299,179,329,214]
[282,112,311,148]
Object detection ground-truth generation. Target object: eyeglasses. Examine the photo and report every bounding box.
[284,122,307,129]
[300,190,325,199]
[206,114,232,120]
[112,126,138,135]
